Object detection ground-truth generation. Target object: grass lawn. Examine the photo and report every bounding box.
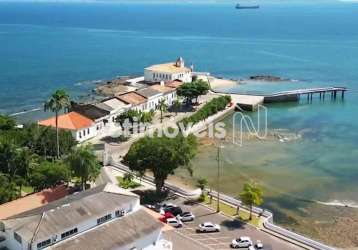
[116,176,141,189]
[203,195,261,227]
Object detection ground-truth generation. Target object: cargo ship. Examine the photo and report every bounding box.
[235,4,260,9]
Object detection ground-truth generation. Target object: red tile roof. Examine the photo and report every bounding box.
[166,80,183,89]
[38,111,94,131]
[0,185,68,219]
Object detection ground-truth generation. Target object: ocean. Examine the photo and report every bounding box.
[1,1,358,246]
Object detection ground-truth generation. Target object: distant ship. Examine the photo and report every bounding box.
[235,4,260,9]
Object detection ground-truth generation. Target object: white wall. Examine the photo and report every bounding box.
[73,125,97,142]
[144,69,192,83]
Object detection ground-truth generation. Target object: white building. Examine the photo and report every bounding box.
[149,82,178,106]
[95,97,131,125]
[136,87,163,111]
[38,111,97,142]
[144,57,192,83]
[0,183,166,250]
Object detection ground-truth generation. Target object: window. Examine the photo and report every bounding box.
[115,210,126,217]
[97,214,112,225]
[83,129,86,136]
[79,131,82,139]
[87,128,90,134]
[14,232,22,244]
[37,239,51,249]
[61,228,78,240]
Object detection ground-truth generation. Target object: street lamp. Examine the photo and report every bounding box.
[216,142,225,213]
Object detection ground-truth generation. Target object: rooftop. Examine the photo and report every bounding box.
[145,62,191,74]
[136,87,162,98]
[0,185,68,220]
[70,102,110,121]
[2,184,138,244]
[101,97,130,110]
[38,112,94,130]
[52,209,162,250]
[116,92,147,105]
[166,80,184,89]
[149,84,176,94]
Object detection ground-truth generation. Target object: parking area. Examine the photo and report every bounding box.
[161,197,303,250]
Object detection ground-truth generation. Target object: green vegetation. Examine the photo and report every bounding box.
[196,178,208,202]
[203,195,261,227]
[116,110,154,128]
[177,79,210,104]
[240,182,264,220]
[172,98,181,116]
[66,144,101,191]
[29,161,70,192]
[116,173,141,189]
[0,116,76,204]
[123,133,197,193]
[44,89,70,159]
[158,99,168,123]
[181,95,231,128]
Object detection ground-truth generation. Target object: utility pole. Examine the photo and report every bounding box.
[216,143,221,213]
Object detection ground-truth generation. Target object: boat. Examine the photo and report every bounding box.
[235,4,260,9]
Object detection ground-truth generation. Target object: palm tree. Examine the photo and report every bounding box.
[66,144,100,190]
[196,178,208,196]
[239,181,263,220]
[44,89,70,159]
[158,99,168,123]
[172,98,181,116]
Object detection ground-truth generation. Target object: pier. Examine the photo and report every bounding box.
[219,86,347,111]
[265,87,347,103]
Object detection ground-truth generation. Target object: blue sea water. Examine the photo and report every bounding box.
[1,1,358,244]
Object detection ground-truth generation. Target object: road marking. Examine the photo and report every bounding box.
[175,229,213,250]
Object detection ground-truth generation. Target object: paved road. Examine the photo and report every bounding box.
[162,197,303,250]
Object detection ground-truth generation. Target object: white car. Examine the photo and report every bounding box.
[166,218,183,228]
[230,236,253,248]
[255,240,264,249]
[177,212,195,222]
[197,222,221,233]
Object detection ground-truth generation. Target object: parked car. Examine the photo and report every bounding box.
[159,212,175,223]
[167,217,183,228]
[248,246,255,250]
[145,203,161,213]
[255,240,263,249]
[197,222,221,233]
[177,212,195,222]
[230,236,253,248]
[164,206,183,216]
[159,203,178,215]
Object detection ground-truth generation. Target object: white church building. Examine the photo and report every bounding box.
[144,57,192,83]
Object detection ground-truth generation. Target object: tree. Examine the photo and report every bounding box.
[44,89,70,159]
[124,134,197,193]
[0,175,19,204]
[196,178,208,196]
[196,178,208,201]
[0,115,16,131]
[172,99,181,116]
[158,99,168,123]
[0,142,35,183]
[239,182,264,220]
[23,124,76,159]
[116,110,142,127]
[29,161,70,192]
[177,80,210,104]
[140,111,154,125]
[66,145,100,190]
